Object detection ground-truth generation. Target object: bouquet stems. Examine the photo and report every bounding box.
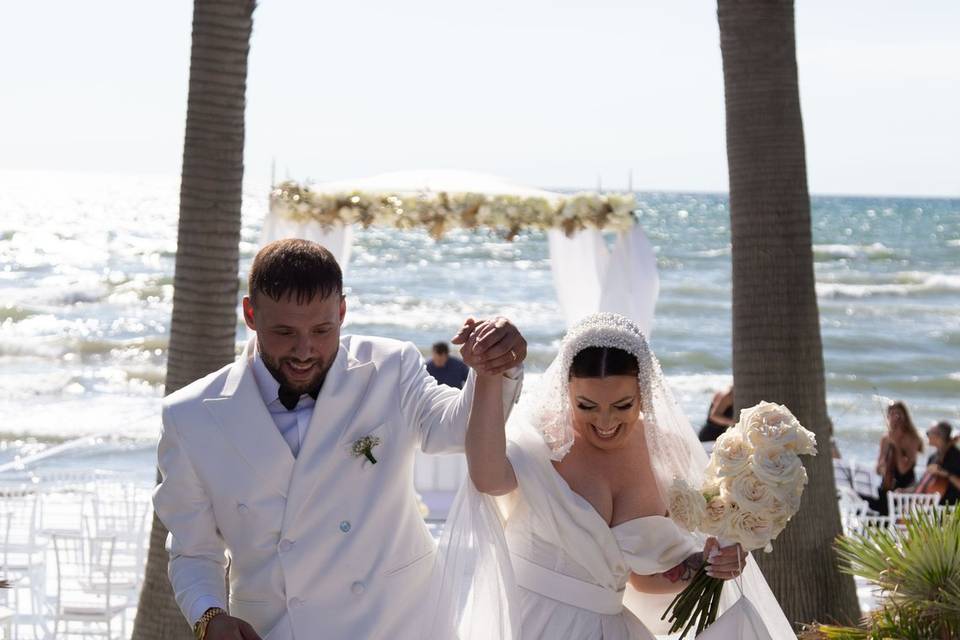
[661,565,725,638]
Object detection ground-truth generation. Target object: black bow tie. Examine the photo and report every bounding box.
[278,386,319,411]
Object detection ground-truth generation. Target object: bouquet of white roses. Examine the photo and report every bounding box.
[662,401,817,638]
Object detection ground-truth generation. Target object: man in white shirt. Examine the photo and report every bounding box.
[154,239,525,640]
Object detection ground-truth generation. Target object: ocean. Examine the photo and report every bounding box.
[1,169,958,482]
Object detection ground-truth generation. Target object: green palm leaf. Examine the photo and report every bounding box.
[803,506,960,640]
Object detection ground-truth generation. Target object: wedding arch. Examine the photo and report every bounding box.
[259,170,661,513]
[262,170,661,334]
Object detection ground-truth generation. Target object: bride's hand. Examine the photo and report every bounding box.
[703,537,745,580]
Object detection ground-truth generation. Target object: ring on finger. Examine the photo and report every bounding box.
[510,349,517,361]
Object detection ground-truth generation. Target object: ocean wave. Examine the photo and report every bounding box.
[817,272,960,298]
[0,335,168,359]
[813,242,899,260]
[690,246,731,258]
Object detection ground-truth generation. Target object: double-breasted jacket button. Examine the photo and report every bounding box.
[278,539,294,553]
[350,581,366,595]
[237,503,249,515]
[339,520,351,533]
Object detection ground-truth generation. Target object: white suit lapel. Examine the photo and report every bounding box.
[282,344,376,531]
[202,338,295,499]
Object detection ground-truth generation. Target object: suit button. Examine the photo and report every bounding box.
[339,520,351,533]
[351,581,365,595]
[237,503,249,514]
[278,539,294,553]
[289,597,304,608]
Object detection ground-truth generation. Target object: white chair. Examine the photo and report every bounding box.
[853,515,892,534]
[0,488,48,638]
[85,484,152,597]
[837,486,875,536]
[849,460,879,497]
[50,533,129,640]
[887,492,940,524]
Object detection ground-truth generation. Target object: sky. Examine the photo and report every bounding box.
[1,1,957,196]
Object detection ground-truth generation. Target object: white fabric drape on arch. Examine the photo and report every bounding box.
[258,214,354,273]
[548,224,660,336]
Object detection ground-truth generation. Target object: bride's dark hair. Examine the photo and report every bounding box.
[569,346,639,379]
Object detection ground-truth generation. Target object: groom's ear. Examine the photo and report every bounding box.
[242,296,257,331]
[338,295,347,325]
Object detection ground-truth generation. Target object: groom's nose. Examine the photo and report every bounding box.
[293,334,314,358]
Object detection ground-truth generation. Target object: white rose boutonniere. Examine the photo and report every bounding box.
[351,435,382,465]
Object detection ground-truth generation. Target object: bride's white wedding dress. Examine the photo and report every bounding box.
[503,431,701,640]
[423,314,795,639]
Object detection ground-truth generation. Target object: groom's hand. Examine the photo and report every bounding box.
[205,613,262,640]
[455,316,527,375]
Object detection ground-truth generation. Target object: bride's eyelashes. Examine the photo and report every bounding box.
[575,402,635,411]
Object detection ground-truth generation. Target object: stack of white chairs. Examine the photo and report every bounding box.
[0,469,153,639]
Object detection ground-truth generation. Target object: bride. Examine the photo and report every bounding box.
[424,313,795,639]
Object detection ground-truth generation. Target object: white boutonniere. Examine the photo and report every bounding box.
[351,435,382,465]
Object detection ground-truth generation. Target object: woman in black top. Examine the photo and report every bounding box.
[698,386,735,442]
[864,401,923,514]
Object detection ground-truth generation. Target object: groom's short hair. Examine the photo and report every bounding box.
[249,239,343,303]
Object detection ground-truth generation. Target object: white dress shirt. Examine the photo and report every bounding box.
[250,348,315,457]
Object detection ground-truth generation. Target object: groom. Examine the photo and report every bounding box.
[153,239,526,640]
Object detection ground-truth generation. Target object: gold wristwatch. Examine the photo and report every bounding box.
[194,607,227,640]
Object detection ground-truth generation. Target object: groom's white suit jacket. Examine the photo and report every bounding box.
[154,335,522,640]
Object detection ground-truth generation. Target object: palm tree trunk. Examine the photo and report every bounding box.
[132,1,255,637]
[718,0,861,628]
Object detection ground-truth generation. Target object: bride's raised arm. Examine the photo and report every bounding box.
[465,372,518,495]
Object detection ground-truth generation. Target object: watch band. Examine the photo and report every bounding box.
[194,607,227,640]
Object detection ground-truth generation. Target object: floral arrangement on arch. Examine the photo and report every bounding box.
[270,181,637,240]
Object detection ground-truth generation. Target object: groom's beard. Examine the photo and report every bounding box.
[261,351,333,396]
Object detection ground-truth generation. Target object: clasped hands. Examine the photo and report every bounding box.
[452,317,527,376]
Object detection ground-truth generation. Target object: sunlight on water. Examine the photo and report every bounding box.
[1,170,958,471]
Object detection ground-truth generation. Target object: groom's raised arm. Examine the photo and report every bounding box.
[153,402,228,627]
[399,341,522,455]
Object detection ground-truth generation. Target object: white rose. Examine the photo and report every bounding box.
[725,470,773,511]
[667,478,707,532]
[742,402,818,456]
[700,495,733,538]
[711,430,753,478]
[726,507,775,551]
[750,447,806,490]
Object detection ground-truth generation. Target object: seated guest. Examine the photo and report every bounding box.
[921,420,960,505]
[864,400,923,514]
[426,341,469,389]
[698,385,735,442]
